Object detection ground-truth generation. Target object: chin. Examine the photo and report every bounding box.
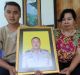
[9,22,17,25]
[64,27,72,30]
[34,47,39,50]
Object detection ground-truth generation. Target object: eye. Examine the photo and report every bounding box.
[14,11,18,14]
[68,18,72,20]
[6,10,11,14]
[13,11,19,15]
[62,18,65,21]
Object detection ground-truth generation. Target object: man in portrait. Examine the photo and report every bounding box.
[20,37,56,72]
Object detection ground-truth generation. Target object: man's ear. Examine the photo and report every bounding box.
[19,12,21,18]
[4,11,6,17]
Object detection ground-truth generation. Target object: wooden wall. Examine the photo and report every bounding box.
[56,0,80,28]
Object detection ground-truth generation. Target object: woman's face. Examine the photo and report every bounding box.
[61,13,75,30]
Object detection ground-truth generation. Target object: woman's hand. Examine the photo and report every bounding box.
[60,67,71,75]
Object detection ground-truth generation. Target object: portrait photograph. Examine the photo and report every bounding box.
[41,0,56,27]
[23,0,40,26]
[16,27,59,75]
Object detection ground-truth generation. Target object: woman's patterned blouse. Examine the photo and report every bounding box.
[54,29,80,63]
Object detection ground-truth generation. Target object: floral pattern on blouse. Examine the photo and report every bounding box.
[54,30,80,63]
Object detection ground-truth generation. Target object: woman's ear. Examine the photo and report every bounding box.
[57,22,62,30]
[74,19,78,29]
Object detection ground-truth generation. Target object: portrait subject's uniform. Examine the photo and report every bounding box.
[20,49,56,72]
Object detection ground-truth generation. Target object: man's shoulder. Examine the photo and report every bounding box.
[40,49,49,54]
[25,50,32,54]
[19,25,29,28]
[0,25,7,30]
[0,26,7,34]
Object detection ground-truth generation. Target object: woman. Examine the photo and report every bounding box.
[56,8,80,75]
[35,9,80,75]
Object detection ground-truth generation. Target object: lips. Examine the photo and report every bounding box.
[64,24,70,27]
[9,19,15,21]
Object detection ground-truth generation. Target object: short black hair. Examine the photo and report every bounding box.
[4,1,21,12]
[32,37,40,42]
[58,9,77,22]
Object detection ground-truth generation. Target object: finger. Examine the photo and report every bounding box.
[15,71,17,75]
[66,72,70,75]
[35,71,43,75]
[12,67,16,75]
[60,71,66,74]
[10,69,16,75]
[61,68,68,72]
[9,70,14,75]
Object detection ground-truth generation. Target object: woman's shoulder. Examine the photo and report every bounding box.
[74,29,80,37]
[72,29,80,46]
[76,29,80,34]
[53,28,61,32]
[53,29,61,38]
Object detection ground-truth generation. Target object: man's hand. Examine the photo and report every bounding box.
[0,59,17,75]
[35,71,43,75]
[8,66,16,75]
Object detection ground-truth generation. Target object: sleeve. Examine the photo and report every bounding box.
[76,30,80,55]
[46,52,56,70]
[0,28,4,58]
[53,29,61,41]
[0,28,3,49]
[22,53,27,69]
[77,38,80,55]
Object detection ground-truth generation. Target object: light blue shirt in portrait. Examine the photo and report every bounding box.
[20,49,56,72]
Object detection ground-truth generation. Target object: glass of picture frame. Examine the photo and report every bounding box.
[40,0,56,27]
[16,26,59,75]
[23,0,40,26]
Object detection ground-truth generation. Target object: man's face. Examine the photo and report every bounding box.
[4,5,20,25]
[32,38,40,50]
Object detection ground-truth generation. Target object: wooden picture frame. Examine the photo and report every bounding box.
[40,0,56,27]
[16,26,59,75]
[23,0,40,26]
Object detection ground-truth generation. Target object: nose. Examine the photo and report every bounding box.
[64,19,68,24]
[10,13,14,18]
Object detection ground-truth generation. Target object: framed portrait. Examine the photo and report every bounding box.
[40,0,56,27]
[16,26,59,75]
[23,0,40,26]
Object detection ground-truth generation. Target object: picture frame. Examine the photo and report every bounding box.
[16,26,59,75]
[40,0,56,27]
[23,0,40,26]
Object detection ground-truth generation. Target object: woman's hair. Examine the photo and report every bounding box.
[58,9,77,22]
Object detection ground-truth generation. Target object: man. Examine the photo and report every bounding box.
[0,1,21,75]
[21,37,56,72]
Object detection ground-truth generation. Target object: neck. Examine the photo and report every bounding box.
[7,23,20,32]
[61,28,76,36]
[33,48,40,52]
[63,28,75,32]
